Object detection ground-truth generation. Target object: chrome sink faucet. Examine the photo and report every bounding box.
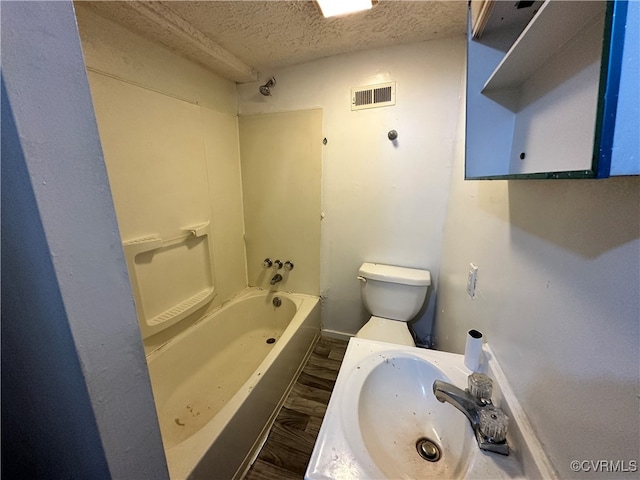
[270,273,283,285]
[433,377,510,455]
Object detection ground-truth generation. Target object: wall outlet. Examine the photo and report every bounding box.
[467,263,478,299]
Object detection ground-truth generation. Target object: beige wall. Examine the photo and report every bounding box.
[74,4,237,114]
[76,6,247,350]
[239,110,323,295]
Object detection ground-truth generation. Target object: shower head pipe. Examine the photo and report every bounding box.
[259,76,276,96]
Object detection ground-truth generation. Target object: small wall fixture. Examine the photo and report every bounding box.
[259,77,276,96]
[315,0,376,18]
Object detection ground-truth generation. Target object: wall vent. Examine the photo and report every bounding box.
[351,82,396,110]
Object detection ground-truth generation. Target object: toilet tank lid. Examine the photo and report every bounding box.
[359,263,431,286]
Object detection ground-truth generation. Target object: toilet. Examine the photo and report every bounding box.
[355,262,431,347]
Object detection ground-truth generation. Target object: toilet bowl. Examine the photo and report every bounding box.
[355,262,431,347]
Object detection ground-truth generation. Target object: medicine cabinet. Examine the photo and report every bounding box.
[466,0,638,179]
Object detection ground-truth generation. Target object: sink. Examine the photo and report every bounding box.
[357,354,473,478]
[305,338,525,480]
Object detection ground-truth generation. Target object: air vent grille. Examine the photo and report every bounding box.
[351,82,396,110]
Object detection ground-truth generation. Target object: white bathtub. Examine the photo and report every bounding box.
[146,287,321,479]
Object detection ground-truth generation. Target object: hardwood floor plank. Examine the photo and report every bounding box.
[244,459,301,480]
[301,362,340,383]
[312,337,347,357]
[305,415,324,437]
[283,394,328,418]
[328,347,346,362]
[309,342,332,359]
[273,406,311,431]
[295,370,338,392]
[244,336,349,480]
[271,421,317,455]
[306,351,344,371]
[256,431,313,475]
[288,381,333,405]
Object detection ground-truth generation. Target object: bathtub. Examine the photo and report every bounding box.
[145,287,321,479]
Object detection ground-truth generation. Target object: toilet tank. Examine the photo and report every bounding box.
[358,263,431,322]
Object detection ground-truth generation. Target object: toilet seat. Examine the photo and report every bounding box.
[355,316,415,347]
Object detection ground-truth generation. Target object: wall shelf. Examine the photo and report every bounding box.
[123,235,162,255]
[122,221,216,339]
[147,288,214,326]
[465,0,637,179]
[482,1,602,94]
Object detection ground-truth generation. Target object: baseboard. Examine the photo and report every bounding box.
[320,329,353,342]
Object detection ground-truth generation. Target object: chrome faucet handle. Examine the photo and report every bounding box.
[263,258,273,268]
[273,260,283,269]
[284,261,294,271]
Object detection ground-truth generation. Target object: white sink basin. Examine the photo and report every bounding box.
[306,338,525,480]
[358,353,473,478]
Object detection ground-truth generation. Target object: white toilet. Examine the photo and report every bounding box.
[355,262,431,347]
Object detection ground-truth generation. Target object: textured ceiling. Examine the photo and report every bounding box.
[165,1,467,70]
[82,1,467,82]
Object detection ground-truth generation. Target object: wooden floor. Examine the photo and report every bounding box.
[243,336,349,480]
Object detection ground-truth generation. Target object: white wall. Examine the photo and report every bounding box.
[238,37,466,342]
[435,89,640,477]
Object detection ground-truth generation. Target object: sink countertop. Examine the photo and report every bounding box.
[306,338,555,480]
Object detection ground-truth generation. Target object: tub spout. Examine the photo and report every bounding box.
[270,273,283,285]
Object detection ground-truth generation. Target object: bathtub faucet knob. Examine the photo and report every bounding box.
[273,260,283,270]
[263,258,273,268]
[284,261,294,271]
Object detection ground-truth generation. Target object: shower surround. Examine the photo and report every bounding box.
[76,6,323,478]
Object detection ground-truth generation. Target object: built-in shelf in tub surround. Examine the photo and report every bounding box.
[123,222,216,338]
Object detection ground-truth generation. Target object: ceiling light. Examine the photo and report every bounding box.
[315,0,373,18]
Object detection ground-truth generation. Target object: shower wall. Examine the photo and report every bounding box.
[75,6,247,349]
[238,110,323,295]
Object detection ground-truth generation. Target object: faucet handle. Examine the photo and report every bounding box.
[479,407,509,443]
[284,260,294,271]
[468,372,493,402]
[273,260,283,269]
[263,258,273,268]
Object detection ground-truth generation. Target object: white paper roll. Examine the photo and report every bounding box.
[464,329,483,371]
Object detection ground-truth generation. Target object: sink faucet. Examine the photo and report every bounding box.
[270,273,283,285]
[433,379,510,455]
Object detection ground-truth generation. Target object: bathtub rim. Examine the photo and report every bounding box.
[145,286,308,358]
[147,287,320,479]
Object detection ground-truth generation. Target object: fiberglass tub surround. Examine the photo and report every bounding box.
[307,338,556,480]
[147,288,320,479]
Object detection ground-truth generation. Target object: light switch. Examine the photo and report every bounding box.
[467,263,478,299]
